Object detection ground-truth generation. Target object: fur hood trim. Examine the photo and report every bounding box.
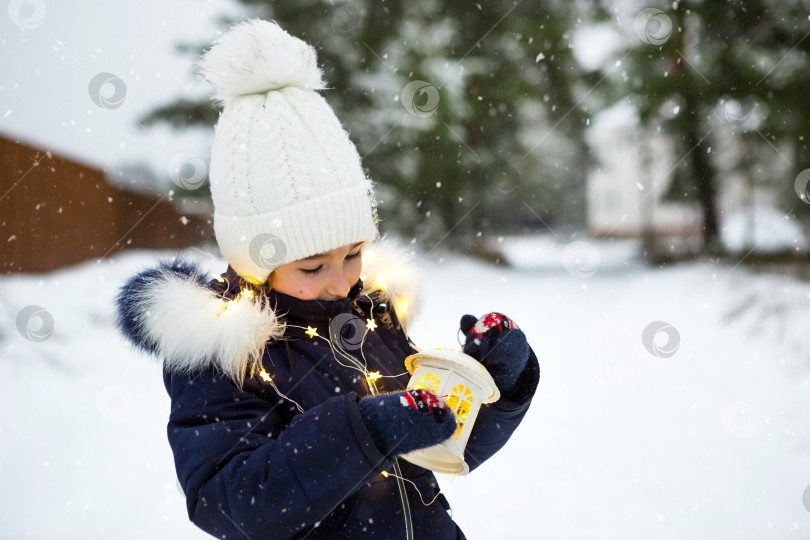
[114,237,423,385]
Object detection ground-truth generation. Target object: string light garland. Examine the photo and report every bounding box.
[213,273,441,518]
[213,277,414,394]
[380,470,456,507]
[211,273,412,395]
[278,283,418,529]
[257,367,305,414]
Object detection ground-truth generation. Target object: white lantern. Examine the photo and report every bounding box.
[400,348,500,475]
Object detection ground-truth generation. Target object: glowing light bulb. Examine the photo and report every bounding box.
[366,318,377,331]
[259,368,272,382]
[305,326,318,338]
[221,299,237,314]
[398,299,409,315]
[367,371,381,382]
[241,289,256,300]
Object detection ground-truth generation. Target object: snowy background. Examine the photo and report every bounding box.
[3,0,810,538]
[1,234,809,539]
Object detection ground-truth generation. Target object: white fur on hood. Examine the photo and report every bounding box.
[121,236,423,386]
[359,237,423,331]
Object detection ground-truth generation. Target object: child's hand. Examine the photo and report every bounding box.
[459,313,530,397]
[358,389,457,458]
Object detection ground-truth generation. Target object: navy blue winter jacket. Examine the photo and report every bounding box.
[115,239,540,540]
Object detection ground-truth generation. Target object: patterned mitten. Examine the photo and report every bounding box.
[460,312,530,396]
[358,390,457,458]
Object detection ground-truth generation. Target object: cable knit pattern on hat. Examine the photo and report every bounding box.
[197,18,379,284]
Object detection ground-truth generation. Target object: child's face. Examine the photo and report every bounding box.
[268,241,365,301]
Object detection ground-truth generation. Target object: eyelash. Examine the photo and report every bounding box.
[301,250,362,275]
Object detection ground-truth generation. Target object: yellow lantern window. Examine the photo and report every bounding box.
[453,421,464,439]
[413,372,441,394]
[448,384,474,439]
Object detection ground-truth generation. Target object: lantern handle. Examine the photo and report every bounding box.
[456,327,466,348]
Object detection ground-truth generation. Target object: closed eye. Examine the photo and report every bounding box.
[300,249,362,275]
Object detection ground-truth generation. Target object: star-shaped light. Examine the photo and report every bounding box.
[367,371,381,382]
[259,368,272,382]
[305,326,318,338]
[366,318,377,331]
[240,289,256,300]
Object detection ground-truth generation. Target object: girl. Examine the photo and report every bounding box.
[115,19,539,540]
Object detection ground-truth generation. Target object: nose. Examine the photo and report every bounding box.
[325,265,351,299]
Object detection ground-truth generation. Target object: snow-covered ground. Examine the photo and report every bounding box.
[1,234,808,539]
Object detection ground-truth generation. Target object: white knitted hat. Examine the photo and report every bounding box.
[197,18,379,284]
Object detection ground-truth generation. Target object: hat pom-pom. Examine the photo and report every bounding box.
[197,18,326,104]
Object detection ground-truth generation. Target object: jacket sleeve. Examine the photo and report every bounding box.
[164,367,393,540]
[462,345,540,472]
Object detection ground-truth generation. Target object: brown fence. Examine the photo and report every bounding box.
[0,131,214,274]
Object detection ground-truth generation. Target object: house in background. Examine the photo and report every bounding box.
[585,100,805,255]
[585,101,702,253]
[0,130,213,274]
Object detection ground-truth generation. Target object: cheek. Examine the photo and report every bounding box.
[274,270,320,299]
[349,258,363,277]
[298,276,322,297]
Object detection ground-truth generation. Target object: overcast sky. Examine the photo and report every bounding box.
[1,0,250,190]
[0,1,627,194]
